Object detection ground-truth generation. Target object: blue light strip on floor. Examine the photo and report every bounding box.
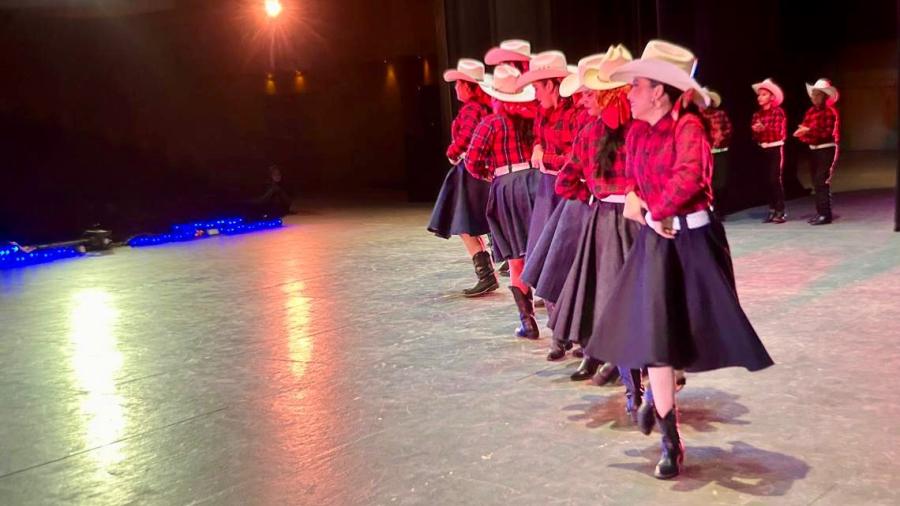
[128,217,283,247]
[0,244,85,269]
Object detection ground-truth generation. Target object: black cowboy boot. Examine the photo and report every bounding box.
[572,347,584,358]
[809,215,832,225]
[498,260,510,277]
[771,210,786,224]
[637,384,655,435]
[619,368,643,421]
[546,338,573,361]
[570,356,602,381]
[463,251,499,297]
[591,362,620,386]
[761,209,776,223]
[654,408,685,480]
[509,286,540,339]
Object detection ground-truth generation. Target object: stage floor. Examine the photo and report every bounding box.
[1,189,899,505]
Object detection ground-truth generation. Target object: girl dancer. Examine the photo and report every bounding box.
[428,59,498,296]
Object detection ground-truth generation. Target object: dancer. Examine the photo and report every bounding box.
[428,59,498,296]
[751,78,788,223]
[794,78,840,225]
[700,88,733,218]
[464,65,541,338]
[593,40,774,479]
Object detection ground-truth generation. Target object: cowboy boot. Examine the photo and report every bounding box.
[619,368,643,420]
[570,356,602,381]
[637,384,655,435]
[591,362,620,386]
[463,251,499,297]
[654,408,685,480]
[546,338,572,361]
[509,286,539,339]
[498,260,510,277]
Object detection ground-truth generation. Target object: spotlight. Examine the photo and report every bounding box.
[264,0,282,19]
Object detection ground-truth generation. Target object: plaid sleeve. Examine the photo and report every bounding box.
[801,107,837,145]
[446,103,483,161]
[652,116,710,220]
[623,123,639,195]
[554,125,590,202]
[542,108,579,172]
[464,118,494,181]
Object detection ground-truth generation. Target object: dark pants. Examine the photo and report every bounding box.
[761,146,784,212]
[711,151,730,212]
[810,147,837,218]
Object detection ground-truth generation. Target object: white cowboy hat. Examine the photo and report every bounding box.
[806,78,839,103]
[516,50,570,86]
[480,64,535,103]
[560,58,599,98]
[609,40,709,107]
[484,39,531,65]
[752,78,784,106]
[443,58,492,84]
[702,87,722,108]
[582,44,632,91]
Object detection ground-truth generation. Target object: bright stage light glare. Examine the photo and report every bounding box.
[265,0,283,18]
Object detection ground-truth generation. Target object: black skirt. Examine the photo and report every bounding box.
[525,172,563,257]
[427,164,492,239]
[486,168,541,262]
[521,198,593,303]
[550,201,639,347]
[587,214,774,373]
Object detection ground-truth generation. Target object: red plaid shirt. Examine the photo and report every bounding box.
[534,98,580,173]
[751,106,787,144]
[446,99,491,162]
[701,107,733,149]
[556,118,630,202]
[798,105,839,145]
[626,114,713,220]
[465,113,533,181]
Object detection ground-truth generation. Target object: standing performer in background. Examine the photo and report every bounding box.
[465,65,541,338]
[593,40,774,480]
[751,78,788,223]
[428,59,498,296]
[794,78,840,225]
[700,88,733,220]
[517,51,579,314]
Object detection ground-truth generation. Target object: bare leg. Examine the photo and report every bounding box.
[647,366,675,417]
[459,233,487,257]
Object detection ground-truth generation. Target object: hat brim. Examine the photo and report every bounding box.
[443,70,491,84]
[610,60,710,107]
[752,82,784,106]
[485,48,531,65]
[516,68,571,87]
[708,92,722,108]
[806,83,838,102]
[582,68,629,91]
[479,82,535,103]
[559,74,582,97]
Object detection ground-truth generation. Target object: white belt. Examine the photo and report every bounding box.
[587,194,626,205]
[810,142,837,150]
[494,163,533,177]
[645,209,711,231]
[711,147,729,154]
[759,141,784,149]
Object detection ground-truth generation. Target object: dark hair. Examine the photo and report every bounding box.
[655,81,711,140]
[594,122,627,181]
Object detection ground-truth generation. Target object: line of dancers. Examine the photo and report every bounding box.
[424,38,829,479]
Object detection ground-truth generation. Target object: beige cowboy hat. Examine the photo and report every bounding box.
[480,64,535,103]
[582,44,632,91]
[752,78,784,106]
[702,87,722,108]
[516,50,570,87]
[806,78,839,103]
[609,40,709,107]
[484,39,531,65]
[560,56,602,98]
[443,58,492,84]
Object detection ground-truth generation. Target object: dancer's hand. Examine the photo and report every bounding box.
[623,191,646,224]
[650,216,677,239]
[531,145,544,167]
[751,122,764,132]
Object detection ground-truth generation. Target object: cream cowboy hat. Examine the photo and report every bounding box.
[484,39,531,65]
[609,40,709,107]
[443,58,492,84]
[582,44,632,91]
[559,61,592,97]
[480,64,535,103]
[702,87,722,108]
[752,78,784,106]
[806,78,839,103]
[516,51,570,86]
